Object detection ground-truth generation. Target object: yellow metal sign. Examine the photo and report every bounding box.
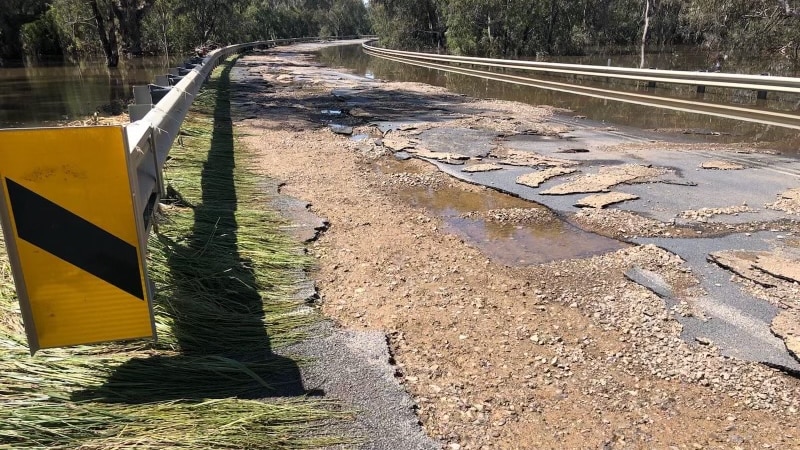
[0,126,155,352]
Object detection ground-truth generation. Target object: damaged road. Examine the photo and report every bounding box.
[233,40,800,449]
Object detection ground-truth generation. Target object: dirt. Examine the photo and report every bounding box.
[236,43,800,449]
[460,208,559,225]
[462,163,504,173]
[768,188,800,215]
[773,311,800,359]
[492,147,578,168]
[679,205,756,222]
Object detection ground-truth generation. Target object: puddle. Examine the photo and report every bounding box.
[373,158,428,174]
[374,159,626,265]
[329,124,353,135]
[449,215,626,265]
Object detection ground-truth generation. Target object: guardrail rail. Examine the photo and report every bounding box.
[363,41,800,130]
[0,36,373,353]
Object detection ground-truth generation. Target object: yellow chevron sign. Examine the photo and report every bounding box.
[0,126,155,353]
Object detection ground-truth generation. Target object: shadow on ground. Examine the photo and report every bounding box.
[73,58,311,403]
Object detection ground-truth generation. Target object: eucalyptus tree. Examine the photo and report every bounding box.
[680,0,800,71]
[171,0,250,45]
[315,0,371,37]
[370,0,446,50]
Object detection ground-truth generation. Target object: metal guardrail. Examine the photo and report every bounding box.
[126,36,375,249]
[0,35,374,352]
[363,42,800,94]
[362,42,800,130]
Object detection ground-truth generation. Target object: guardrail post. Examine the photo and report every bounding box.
[133,85,153,105]
[130,85,154,122]
[757,73,770,100]
[697,85,706,96]
[155,75,170,87]
[647,68,657,89]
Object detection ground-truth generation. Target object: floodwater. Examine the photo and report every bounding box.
[317,45,800,150]
[374,158,625,265]
[0,56,183,128]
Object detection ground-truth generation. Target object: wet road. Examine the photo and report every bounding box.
[365,111,800,373]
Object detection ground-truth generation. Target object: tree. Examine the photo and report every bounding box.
[111,0,156,56]
[640,0,650,68]
[88,0,120,66]
[50,0,99,57]
[0,0,50,61]
[370,0,446,50]
[175,0,241,44]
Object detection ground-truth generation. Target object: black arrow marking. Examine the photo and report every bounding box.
[5,178,144,300]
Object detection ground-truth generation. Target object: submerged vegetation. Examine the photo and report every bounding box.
[1,0,371,66]
[0,57,350,448]
[370,0,800,70]
[4,0,800,70]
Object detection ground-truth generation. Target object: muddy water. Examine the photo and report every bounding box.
[318,45,800,150]
[0,56,184,128]
[374,158,625,265]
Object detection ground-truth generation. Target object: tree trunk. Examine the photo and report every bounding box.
[640,0,650,69]
[112,1,155,56]
[89,0,119,67]
[547,0,557,52]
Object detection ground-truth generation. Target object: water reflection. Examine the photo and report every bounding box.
[375,158,624,265]
[318,45,799,147]
[0,56,183,128]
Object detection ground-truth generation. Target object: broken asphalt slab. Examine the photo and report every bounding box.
[632,232,800,373]
[399,114,800,371]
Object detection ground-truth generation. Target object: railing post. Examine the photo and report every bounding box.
[696,84,706,97]
[647,68,657,89]
[757,73,770,101]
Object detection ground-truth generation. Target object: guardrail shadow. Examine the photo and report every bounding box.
[73,57,310,403]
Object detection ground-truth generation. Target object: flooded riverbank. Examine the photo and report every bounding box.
[0,56,183,128]
[317,44,800,152]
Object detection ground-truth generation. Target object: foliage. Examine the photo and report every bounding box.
[370,0,446,50]
[0,0,372,62]
[3,0,800,65]
[48,0,102,57]
[371,0,800,65]
[19,11,63,59]
[0,0,50,61]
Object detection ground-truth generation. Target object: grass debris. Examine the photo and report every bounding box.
[0,56,349,449]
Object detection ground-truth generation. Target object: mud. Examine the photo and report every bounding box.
[234,41,800,450]
[700,160,746,170]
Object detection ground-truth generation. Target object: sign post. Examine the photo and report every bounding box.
[0,126,155,353]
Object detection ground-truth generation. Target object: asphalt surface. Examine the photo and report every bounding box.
[232,43,800,447]
[381,115,800,373]
[267,182,438,450]
[235,64,438,449]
